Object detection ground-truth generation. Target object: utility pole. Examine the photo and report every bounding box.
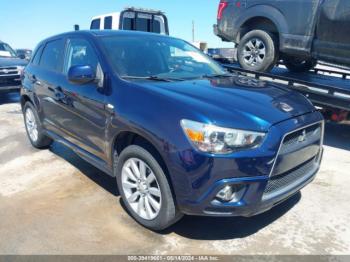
[192,20,195,43]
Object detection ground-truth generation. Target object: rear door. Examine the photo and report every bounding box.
[314,0,350,63]
[58,37,109,160]
[33,38,67,134]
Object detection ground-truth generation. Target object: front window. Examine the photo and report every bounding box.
[64,38,99,74]
[0,43,17,58]
[101,35,226,80]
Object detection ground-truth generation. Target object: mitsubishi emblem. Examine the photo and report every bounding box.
[298,129,307,143]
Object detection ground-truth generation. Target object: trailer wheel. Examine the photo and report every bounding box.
[237,30,278,72]
[283,57,317,73]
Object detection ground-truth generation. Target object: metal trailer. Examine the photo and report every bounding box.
[223,63,350,121]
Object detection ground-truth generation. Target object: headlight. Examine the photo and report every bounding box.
[17,66,25,77]
[181,119,266,154]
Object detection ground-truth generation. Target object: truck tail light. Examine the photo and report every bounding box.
[217,1,228,20]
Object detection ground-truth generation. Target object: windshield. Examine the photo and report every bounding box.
[101,35,226,80]
[0,43,17,58]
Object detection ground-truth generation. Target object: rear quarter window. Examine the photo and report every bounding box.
[31,45,44,65]
[39,39,65,72]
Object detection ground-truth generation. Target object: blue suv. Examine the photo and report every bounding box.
[21,31,324,230]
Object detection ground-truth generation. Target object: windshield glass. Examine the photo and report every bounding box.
[0,43,17,58]
[101,35,226,80]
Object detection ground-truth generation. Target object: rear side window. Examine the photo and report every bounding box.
[31,45,44,65]
[91,19,101,29]
[40,39,65,72]
[104,16,113,29]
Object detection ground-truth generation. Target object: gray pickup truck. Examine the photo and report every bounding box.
[0,40,27,92]
[214,0,350,72]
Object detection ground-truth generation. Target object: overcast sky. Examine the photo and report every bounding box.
[0,0,232,49]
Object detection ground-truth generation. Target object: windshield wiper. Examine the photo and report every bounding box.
[122,75,175,82]
[201,73,233,79]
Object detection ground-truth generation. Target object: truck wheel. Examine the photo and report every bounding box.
[115,145,183,231]
[237,30,278,72]
[283,57,317,73]
[23,102,53,149]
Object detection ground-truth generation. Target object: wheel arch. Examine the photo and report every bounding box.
[236,5,288,46]
[111,130,178,201]
[20,94,32,110]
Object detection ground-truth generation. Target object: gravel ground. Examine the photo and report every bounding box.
[0,98,349,255]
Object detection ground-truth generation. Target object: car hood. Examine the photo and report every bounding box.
[133,75,316,132]
[0,57,28,67]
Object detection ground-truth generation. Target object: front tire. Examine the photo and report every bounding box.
[283,57,317,73]
[23,102,53,149]
[115,145,182,230]
[237,29,278,72]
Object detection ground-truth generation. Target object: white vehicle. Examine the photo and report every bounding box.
[90,7,169,35]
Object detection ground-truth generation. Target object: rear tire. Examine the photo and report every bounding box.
[237,29,278,72]
[115,145,182,231]
[23,102,53,149]
[283,57,317,73]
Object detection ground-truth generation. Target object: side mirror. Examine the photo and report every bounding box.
[68,65,95,84]
[18,54,26,59]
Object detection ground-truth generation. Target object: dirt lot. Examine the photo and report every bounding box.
[0,93,350,255]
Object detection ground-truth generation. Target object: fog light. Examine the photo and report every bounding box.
[215,185,245,203]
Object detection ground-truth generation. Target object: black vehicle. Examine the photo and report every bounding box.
[214,0,350,72]
[16,49,32,60]
[0,41,27,92]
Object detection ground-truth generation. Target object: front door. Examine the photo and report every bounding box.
[59,37,109,161]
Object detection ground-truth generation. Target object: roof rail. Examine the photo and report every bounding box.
[123,6,165,15]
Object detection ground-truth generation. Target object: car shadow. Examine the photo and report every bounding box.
[158,192,301,240]
[324,122,350,151]
[49,140,301,240]
[49,142,119,196]
[0,91,20,105]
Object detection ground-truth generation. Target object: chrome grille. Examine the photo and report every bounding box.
[279,123,322,155]
[263,122,323,199]
[264,157,316,197]
[0,67,20,76]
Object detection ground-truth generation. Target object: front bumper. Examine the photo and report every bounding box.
[172,112,324,217]
[180,151,321,217]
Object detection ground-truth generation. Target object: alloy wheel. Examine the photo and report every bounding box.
[25,108,38,142]
[243,38,266,66]
[121,158,162,220]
